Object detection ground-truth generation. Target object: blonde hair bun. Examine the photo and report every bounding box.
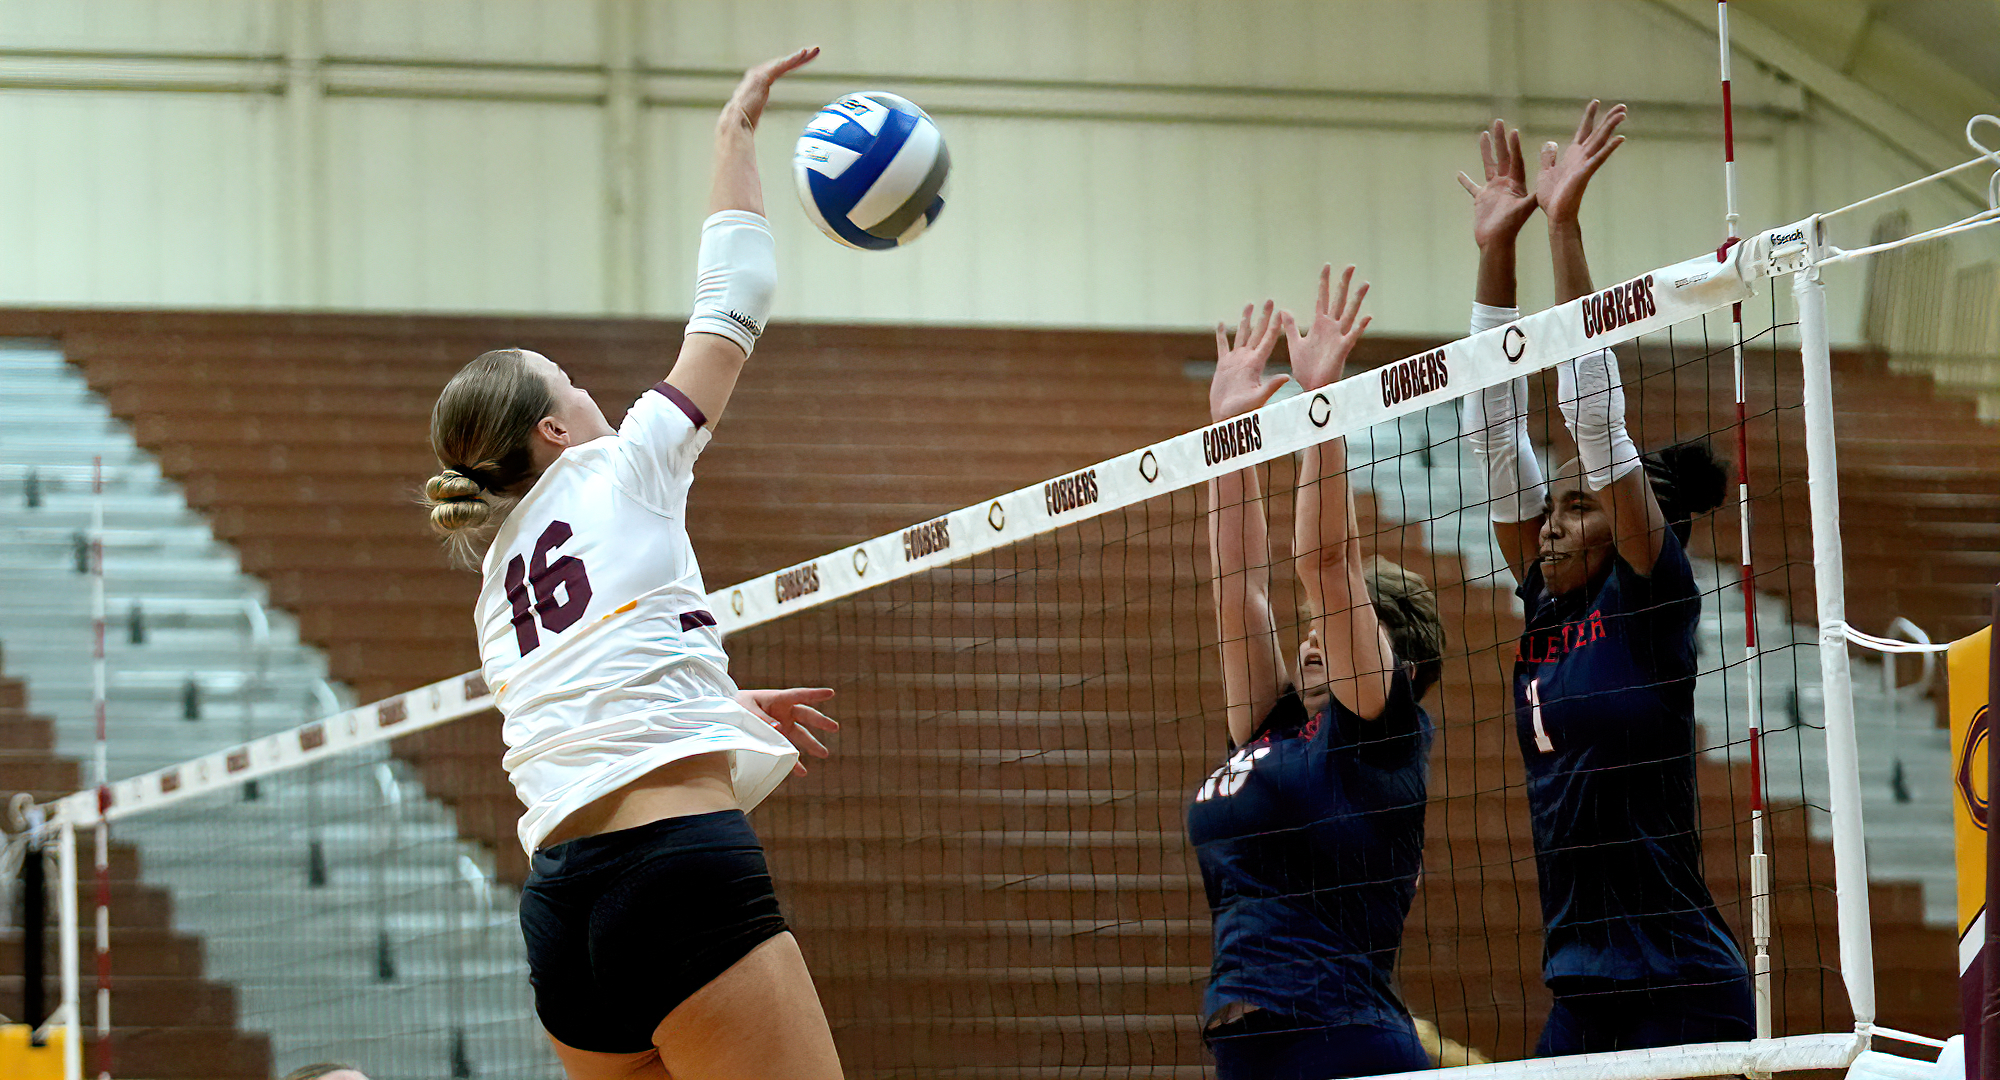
[427,349,554,566]
[425,470,493,535]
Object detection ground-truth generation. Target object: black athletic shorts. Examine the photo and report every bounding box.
[519,809,789,1053]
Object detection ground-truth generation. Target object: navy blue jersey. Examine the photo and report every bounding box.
[1188,672,1432,1030]
[1513,527,1746,986]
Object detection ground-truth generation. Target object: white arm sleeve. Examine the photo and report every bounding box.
[1555,348,1641,490]
[1460,304,1547,522]
[1469,302,1516,335]
[685,210,777,357]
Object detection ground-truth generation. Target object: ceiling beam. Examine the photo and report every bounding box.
[1649,0,1983,205]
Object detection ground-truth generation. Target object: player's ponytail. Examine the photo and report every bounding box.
[424,349,557,565]
[1642,439,1731,545]
[1366,556,1445,702]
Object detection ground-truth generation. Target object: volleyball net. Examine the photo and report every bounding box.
[24,183,1997,1078]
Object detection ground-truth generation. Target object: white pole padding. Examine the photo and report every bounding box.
[57,822,81,1080]
[1794,228,1877,1029]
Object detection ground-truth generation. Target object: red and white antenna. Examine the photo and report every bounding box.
[1719,0,1774,1048]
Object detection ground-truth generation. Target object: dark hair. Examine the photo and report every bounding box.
[423,348,555,564]
[1642,440,1731,545]
[1365,556,1446,701]
[281,1066,362,1080]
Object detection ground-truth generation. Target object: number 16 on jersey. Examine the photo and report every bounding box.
[505,521,594,655]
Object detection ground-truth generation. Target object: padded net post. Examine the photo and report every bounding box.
[1793,226,1876,1030]
[57,820,81,1080]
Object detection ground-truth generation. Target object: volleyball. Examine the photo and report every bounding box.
[793,92,949,250]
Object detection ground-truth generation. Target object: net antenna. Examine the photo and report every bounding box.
[1716,0,1776,1056]
[88,457,112,1080]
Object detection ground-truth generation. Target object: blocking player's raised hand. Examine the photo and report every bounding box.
[1536,100,1627,226]
[1280,264,1370,392]
[1458,119,1538,251]
[736,687,839,777]
[1210,301,1286,423]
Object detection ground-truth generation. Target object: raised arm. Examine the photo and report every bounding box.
[1282,266,1397,720]
[663,46,818,429]
[1207,302,1290,746]
[1456,118,1546,584]
[1537,101,1669,576]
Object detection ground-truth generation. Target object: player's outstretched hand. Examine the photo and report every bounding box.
[722,46,819,133]
[1457,118,1538,250]
[737,687,839,776]
[1536,100,1627,226]
[1280,264,1370,392]
[1210,301,1286,423]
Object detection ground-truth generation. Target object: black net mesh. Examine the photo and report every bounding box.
[720,294,1840,1075]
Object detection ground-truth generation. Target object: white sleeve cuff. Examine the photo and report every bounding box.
[1470,302,1519,335]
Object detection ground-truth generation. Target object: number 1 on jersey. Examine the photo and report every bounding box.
[1528,676,1554,753]
[504,554,540,654]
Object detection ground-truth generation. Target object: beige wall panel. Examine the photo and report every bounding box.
[321,98,604,312]
[0,0,1976,343]
[645,95,1767,335]
[0,90,281,306]
[1524,0,1730,107]
[1795,106,1988,342]
[321,0,603,65]
[0,0,277,54]
[645,0,1495,96]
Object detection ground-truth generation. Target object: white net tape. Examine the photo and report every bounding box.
[45,228,1799,833]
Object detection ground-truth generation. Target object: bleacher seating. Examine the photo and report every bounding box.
[0,342,553,1078]
[0,659,273,1079]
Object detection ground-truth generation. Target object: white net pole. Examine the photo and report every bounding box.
[1794,221,1876,1030]
[57,820,81,1080]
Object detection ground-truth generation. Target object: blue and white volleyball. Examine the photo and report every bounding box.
[794,92,948,250]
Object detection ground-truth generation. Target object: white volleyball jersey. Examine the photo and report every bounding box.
[476,381,796,854]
